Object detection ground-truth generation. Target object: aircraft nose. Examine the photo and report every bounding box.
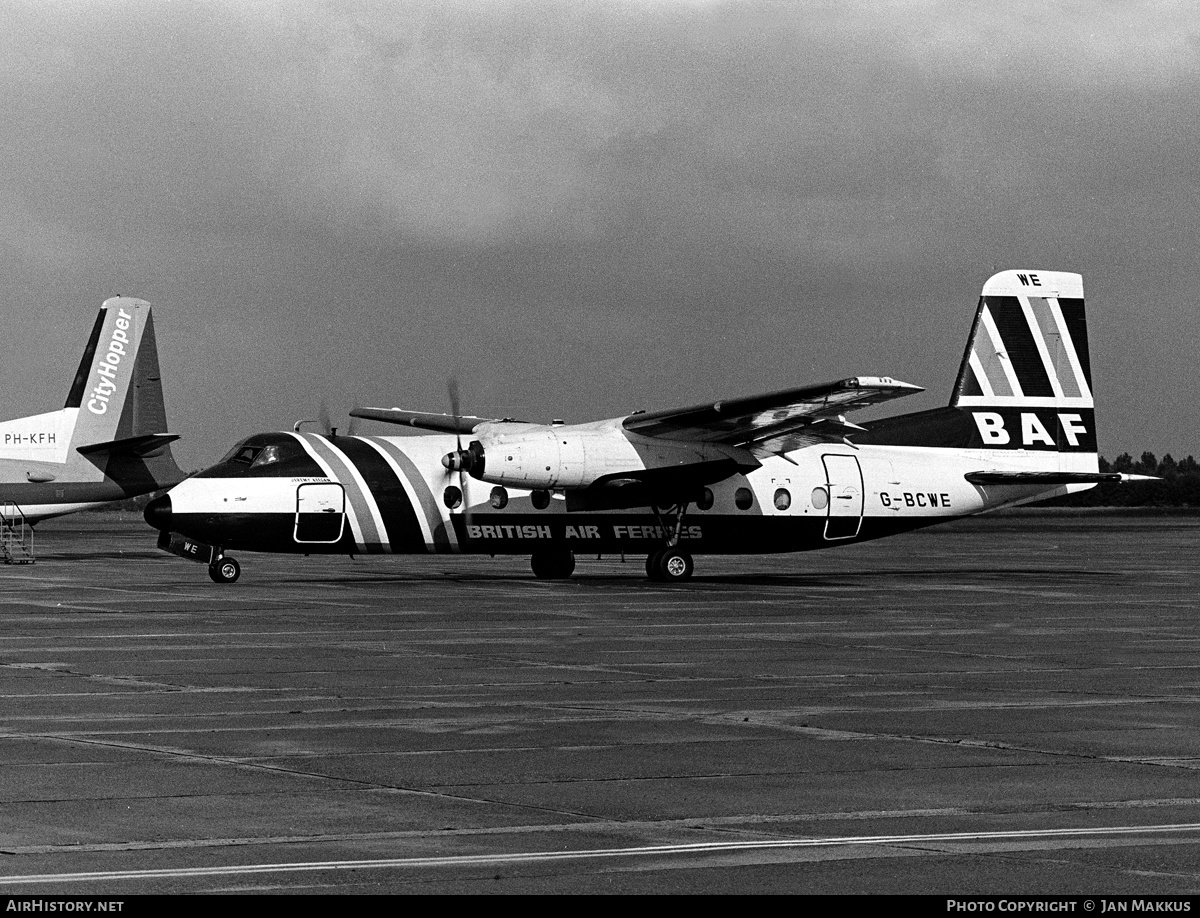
[143,494,172,531]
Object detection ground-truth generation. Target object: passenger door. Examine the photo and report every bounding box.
[822,454,863,540]
[295,482,346,544]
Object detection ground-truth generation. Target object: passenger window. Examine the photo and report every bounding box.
[696,488,714,511]
[734,487,753,510]
[811,487,829,510]
[443,486,463,509]
[531,489,551,510]
[774,488,791,511]
[490,486,508,510]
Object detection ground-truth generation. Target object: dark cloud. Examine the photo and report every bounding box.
[1,1,1197,467]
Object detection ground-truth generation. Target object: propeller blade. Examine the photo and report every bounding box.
[447,378,464,455]
[446,378,472,530]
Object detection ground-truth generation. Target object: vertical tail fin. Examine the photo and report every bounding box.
[68,297,170,448]
[69,296,184,489]
[952,270,1092,410]
[950,270,1096,459]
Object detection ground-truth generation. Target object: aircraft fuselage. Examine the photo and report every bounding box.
[147,429,1090,559]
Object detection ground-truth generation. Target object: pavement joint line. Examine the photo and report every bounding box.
[1,731,619,824]
[4,823,1200,885]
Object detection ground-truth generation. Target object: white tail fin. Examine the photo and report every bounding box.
[65,297,170,448]
[949,270,1096,457]
[952,270,1092,410]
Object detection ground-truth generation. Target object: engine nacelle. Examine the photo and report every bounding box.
[475,423,640,490]
[446,419,752,491]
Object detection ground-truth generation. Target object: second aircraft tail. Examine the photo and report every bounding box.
[0,297,185,491]
[69,296,185,488]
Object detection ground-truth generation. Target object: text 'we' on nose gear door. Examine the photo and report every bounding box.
[295,482,346,544]
[822,454,864,540]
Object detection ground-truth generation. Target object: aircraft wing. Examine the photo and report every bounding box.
[622,377,924,451]
[349,408,498,435]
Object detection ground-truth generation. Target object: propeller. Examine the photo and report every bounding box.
[442,379,483,475]
[293,400,338,437]
[441,378,475,525]
[317,400,333,438]
[448,377,462,461]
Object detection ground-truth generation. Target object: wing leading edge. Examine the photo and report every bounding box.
[348,408,499,435]
[623,376,923,454]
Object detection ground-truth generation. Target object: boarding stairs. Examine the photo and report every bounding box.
[1,502,34,564]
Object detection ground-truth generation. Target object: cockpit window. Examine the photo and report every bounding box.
[217,440,299,468]
[219,441,261,465]
[250,445,282,468]
[198,435,324,479]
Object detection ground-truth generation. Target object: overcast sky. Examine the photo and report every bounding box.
[1,0,1197,470]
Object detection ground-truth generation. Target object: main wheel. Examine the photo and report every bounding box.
[531,549,575,579]
[208,556,241,583]
[648,548,693,583]
[646,550,665,581]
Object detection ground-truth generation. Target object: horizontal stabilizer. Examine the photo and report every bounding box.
[965,471,1157,485]
[349,408,497,434]
[76,433,180,458]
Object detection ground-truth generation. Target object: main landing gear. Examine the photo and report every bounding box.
[208,555,241,583]
[531,548,575,579]
[646,546,694,582]
[645,500,695,582]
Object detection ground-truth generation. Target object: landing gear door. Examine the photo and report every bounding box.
[822,454,863,540]
[295,482,346,544]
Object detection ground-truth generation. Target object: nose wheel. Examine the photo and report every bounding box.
[646,547,694,583]
[208,555,241,583]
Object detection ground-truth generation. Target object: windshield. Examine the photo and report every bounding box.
[217,440,297,468]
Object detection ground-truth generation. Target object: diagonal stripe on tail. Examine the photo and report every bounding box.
[952,270,1091,410]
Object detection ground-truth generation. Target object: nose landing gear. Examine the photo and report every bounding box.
[208,555,241,583]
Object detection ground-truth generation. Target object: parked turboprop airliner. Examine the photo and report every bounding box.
[144,270,1143,583]
[2,297,184,546]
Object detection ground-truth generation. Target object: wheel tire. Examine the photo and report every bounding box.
[655,549,693,583]
[646,550,665,582]
[531,549,575,579]
[208,556,241,583]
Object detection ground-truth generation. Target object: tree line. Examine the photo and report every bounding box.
[1053,453,1200,507]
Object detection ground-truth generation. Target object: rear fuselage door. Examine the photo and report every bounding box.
[295,482,346,544]
[822,454,863,540]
